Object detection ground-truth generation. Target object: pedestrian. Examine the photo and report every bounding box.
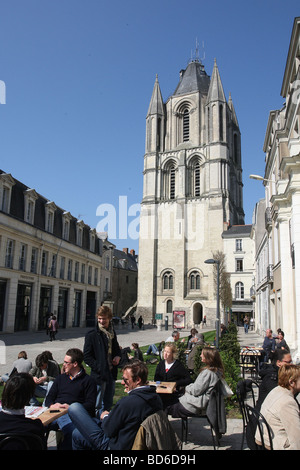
[83,305,121,416]
[243,315,249,334]
[49,315,59,341]
[131,315,136,329]
[137,315,143,329]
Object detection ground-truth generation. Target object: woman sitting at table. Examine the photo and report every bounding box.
[154,343,192,408]
[166,347,226,418]
[0,373,46,448]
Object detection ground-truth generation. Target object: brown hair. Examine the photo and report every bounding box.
[123,360,148,385]
[201,347,225,377]
[96,305,112,319]
[278,364,300,389]
[2,373,35,410]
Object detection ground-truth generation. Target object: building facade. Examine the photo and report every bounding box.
[112,248,138,317]
[137,57,244,329]
[222,225,255,325]
[253,17,300,358]
[0,170,107,333]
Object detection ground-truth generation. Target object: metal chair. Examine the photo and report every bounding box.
[236,379,259,449]
[245,405,273,450]
[0,432,46,450]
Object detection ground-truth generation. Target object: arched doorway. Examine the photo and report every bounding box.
[193,302,203,325]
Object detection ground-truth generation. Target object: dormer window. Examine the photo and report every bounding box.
[89,229,96,252]
[62,212,72,241]
[76,220,84,247]
[45,201,56,233]
[0,173,15,213]
[24,189,38,224]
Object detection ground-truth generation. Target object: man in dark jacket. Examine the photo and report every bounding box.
[255,348,292,411]
[83,305,121,415]
[68,360,163,450]
[45,348,97,450]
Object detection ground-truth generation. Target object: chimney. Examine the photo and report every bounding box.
[130,249,135,257]
[123,248,128,255]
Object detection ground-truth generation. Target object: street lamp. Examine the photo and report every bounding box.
[249,174,273,183]
[205,258,220,349]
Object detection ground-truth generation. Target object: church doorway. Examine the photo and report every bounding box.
[193,302,203,325]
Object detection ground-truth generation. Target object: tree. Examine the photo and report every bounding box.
[211,250,232,324]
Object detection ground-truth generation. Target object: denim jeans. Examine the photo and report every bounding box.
[146,344,158,355]
[96,374,115,414]
[68,402,110,450]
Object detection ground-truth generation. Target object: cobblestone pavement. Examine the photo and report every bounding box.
[0,324,264,451]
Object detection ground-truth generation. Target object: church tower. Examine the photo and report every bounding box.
[137,57,244,328]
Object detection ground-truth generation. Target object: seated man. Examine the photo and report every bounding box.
[68,360,163,450]
[44,348,96,450]
[29,351,60,405]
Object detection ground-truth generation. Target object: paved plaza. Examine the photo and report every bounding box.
[0,323,264,451]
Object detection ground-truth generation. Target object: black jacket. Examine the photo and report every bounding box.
[154,359,192,390]
[83,324,121,384]
[103,385,163,450]
[255,364,279,411]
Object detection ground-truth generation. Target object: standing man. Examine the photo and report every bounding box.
[84,305,121,416]
[262,329,276,363]
[68,361,163,450]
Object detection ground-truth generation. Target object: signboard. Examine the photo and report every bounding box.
[155,313,163,320]
[173,311,185,329]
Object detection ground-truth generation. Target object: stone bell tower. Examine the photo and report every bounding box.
[137,56,244,328]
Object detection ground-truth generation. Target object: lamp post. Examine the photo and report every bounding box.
[205,258,220,349]
[249,174,273,183]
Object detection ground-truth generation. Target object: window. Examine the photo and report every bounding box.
[0,173,15,213]
[19,244,27,271]
[236,259,243,272]
[88,266,92,285]
[94,268,98,286]
[235,282,244,300]
[81,264,85,283]
[76,221,84,247]
[183,108,189,142]
[74,261,79,282]
[163,271,174,290]
[45,202,56,233]
[169,165,176,200]
[235,239,242,252]
[60,257,65,279]
[50,254,57,277]
[5,239,14,268]
[67,259,72,281]
[62,212,72,241]
[190,271,200,290]
[89,229,96,252]
[30,247,38,274]
[24,189,38,224]
[41,251,48,276]
[166,299,173,314]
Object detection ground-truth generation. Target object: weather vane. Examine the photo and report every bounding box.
[190,38,205,64]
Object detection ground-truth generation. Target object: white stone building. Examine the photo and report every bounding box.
[0,170,109,333]
[253,17,300,358]
[137,56,245,329]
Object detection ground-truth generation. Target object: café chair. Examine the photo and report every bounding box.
[236,379,259,449]
[180,380,226,450]
[0,432,46,450]
[245,405,273,450]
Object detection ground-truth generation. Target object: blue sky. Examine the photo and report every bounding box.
[0,1,299,253]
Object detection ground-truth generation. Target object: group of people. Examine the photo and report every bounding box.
[0,308,231,451]
[244,327,300,450]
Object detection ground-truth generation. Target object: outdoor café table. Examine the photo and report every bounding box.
[148,381,176,394]
[239,347,263,379]
[25,406,68,426]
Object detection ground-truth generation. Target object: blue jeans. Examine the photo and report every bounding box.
[96,374,115,414]
[146,344,158,355]
[68,402,110,450]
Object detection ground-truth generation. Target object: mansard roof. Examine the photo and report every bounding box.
[173,60,210,96]
[222,224,252,238]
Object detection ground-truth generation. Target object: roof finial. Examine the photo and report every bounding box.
[190,38,205,65]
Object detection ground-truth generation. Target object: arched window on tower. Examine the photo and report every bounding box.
[183,108,190,142]
[169,165,176,200]
[190,271,200,290]
[166,299,173,314]
[163,271,174,290]
[194,162,200,197]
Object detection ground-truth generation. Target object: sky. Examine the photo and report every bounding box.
[0,0,299,254]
